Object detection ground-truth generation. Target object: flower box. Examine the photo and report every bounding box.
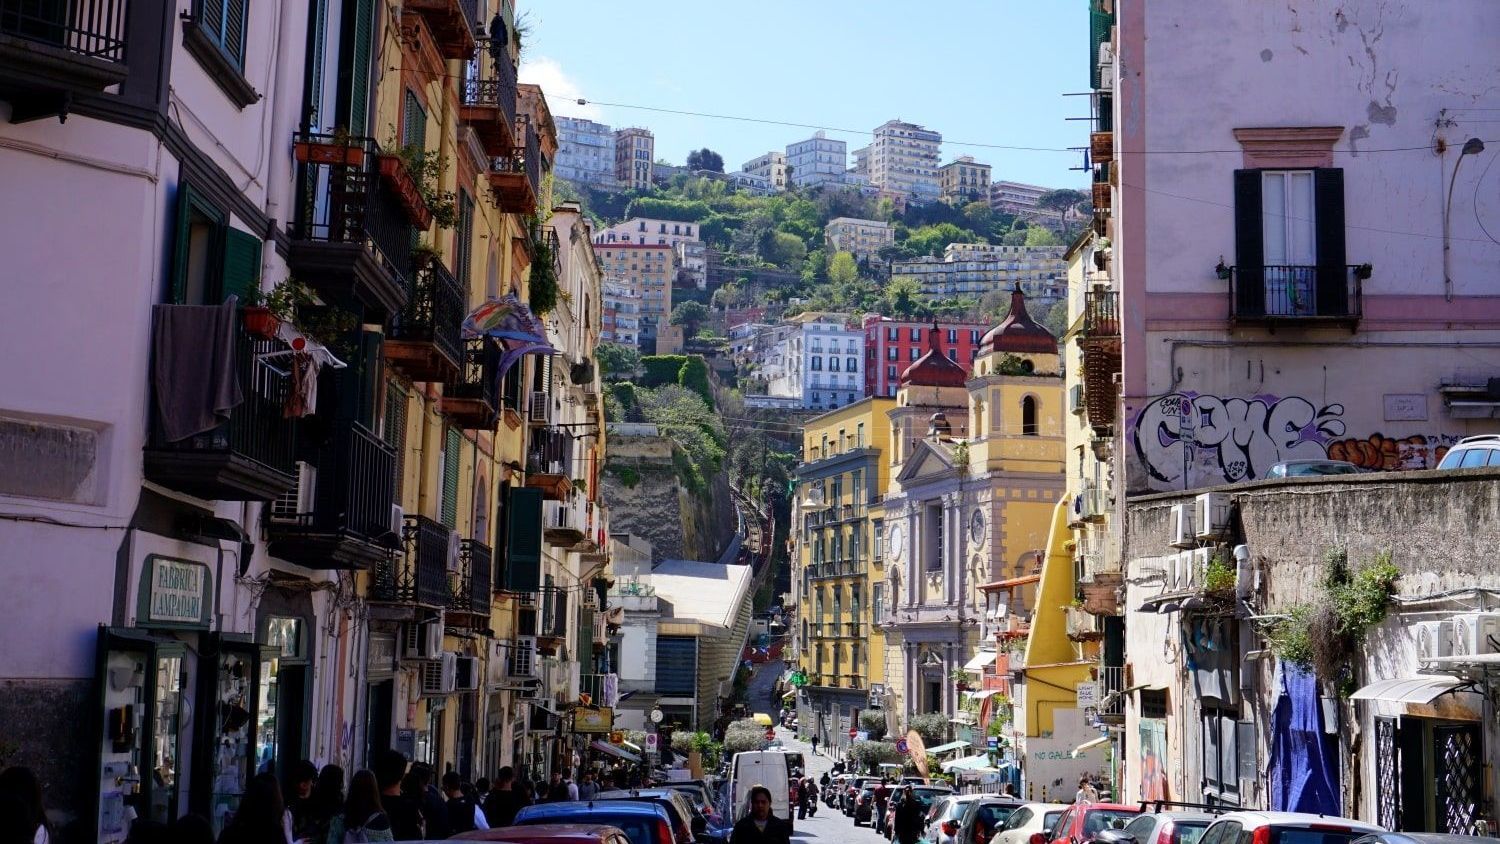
[241,306,280,340]
[377,154,433,230]
[294,139,366,167]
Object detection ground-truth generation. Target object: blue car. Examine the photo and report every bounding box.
[514,800,678,844]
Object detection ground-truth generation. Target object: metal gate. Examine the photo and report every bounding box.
[1434,723,1481,834]
[1374,717,1400,831]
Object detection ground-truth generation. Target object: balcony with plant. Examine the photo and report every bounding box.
[462,35,519,155]
[486,119,540,215]
[385,250,466,383]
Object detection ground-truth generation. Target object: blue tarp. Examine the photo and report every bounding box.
[1268,661,1340,815]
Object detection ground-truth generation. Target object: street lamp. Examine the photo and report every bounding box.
[1444,137,1486,302]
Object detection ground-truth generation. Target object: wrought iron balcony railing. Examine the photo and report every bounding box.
[372,515,451,607]
[387,254,466,380]
[1,0,127,60]
[1228,264,1367,323]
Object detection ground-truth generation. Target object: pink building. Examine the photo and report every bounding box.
[862,315,990,397]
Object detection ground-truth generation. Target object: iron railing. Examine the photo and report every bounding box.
[446,337,500,408]
[527,427,574,477]
[491,119,541,196]
[277,421,396,541]
[1082,289,1119,338]
[289,132,413,283]
[372,515,451,606]
[1098,664,1125,717]
[390,255,466,365]
[467,36,518,128]
[148,325,297,475]
[0,0,128,60]
[455,538,492,613]
[1229,264,1365,321]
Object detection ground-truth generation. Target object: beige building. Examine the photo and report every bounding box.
[742,151,788,191]
[869,119,942,203]
[989,180,1048,215]
[825,217,894,261]
[614,127,654,190]
[939,156,992,205]
[596,243,675,353]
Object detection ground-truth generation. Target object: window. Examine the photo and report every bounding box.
[947,349,957,361]
[1022,396,1038,436]
[910,348,920,361]
[455,191,475,286]
[194,0,249,68]
[810,356,822,371]
[856,423,865,448]
[887,347,898,360]
[970,330,980,344]
[440,427,461,528]
[830,357,840,372]
[947,328,957,343]
[925,502,945,571]
[887,365,896,378]
[402,89,427,152]
[852,468,863,501]
[910,328,921,342]
[1234,167,1346,317]
[847,357,858,372]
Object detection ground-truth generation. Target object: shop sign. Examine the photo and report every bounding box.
[367,633,396,677]
[141,556,210,627]
[573,707,614,733]
[1075,682,1099,708]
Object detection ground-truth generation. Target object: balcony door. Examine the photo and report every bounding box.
[1261,171,1316,316]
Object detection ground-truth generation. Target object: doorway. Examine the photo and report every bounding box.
[366,680,394,761]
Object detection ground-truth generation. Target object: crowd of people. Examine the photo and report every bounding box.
[0,752,649,844]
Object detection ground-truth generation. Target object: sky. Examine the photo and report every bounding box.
[517,0,1090,190]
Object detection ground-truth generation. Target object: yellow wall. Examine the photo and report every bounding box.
[1020,496,1092,736]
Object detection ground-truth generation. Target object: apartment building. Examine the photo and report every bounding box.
[555,116,617,189]
[825,217,894,262]
[595,217,702,247]
[786,131,849,189]
[939,156,992,205]
[868,120,943,203]
[602,278,644,347]
[989,180,1049,215]
[742,151,789,191]
[862,316,990,397]
[792,398,896,757]
[614,126,655,190]
[757,313,866,410]
[596,243,676,353]
[892,244,1067,303]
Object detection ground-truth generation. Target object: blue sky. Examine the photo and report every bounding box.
[517,1,1089,190]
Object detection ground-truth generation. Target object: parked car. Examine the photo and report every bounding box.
[1100,811,1215,844]
[1035,802,1141,844]
[452,824,635,844]
[885,786,957,839]
[1264,459,1361,478]
[1352,833,1500,844]
[993,804,1068,844]
[512,801,678,844]
[593,788,706,844]
[1436,434,1500,470]
[660,781,718,820]
[956,798,1026,844]
[925,795,995,844]
[1194,811,1384,844]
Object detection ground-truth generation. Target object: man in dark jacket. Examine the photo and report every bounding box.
[893,785,926,844]
[444,771,480,834]
[409,764,451,839]
[483,767,523,828]
[730,785,792,844]
[374,749,425,840]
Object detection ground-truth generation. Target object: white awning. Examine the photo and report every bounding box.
[926,740,972,755]
[941,754,998,773]
[1072,735,1110,758]
[963,651,998,671]
[1350,675,1466,705]
[964,689,1001,701]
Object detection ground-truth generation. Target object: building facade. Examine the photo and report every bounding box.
[555,116,617,189]
[742,151,788,191]
[764,313,867,411]
[825,217,895,262]
[989,180,1049,215]
[939,156,992,205]
[614,127,655,190]
[602,278,643,347]
[892,244,1067,303]
[595,217,702,248]
[596,243,676,353]
[863,316,990,398]
[868,120,943,203]
[786,131,849,189]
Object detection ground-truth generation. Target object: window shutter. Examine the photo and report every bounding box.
[339,0,374,135]
[1313,168,1348,315]
[456,192,475,287]
[303,0,328,127]
[384,380,408,499]
[403,90,427,152]
[346,328,382,426]
[503,485,543,592]
[577,607,594,673]
[221,228,262,305]
[200,0,225,45]
[223,0,248,67]
[1233,169,1265,317]
[441,427,461,528]
[170,183,200,304]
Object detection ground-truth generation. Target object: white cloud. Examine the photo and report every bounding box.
[518,56,601,121]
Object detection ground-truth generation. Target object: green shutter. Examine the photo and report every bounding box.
[344,0,374,134]
[456,192,475,287]
[224,0,248,67]
[170,183,198,304]
[503,485,543,592]
[384,380,408,498]
[345,328,382,426]
[403,90,427,152]
[304,0,328,126]
[577,607,594,673]
[441,427,461,528]
[221,228,262,305]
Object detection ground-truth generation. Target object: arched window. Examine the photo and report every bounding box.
[1022,395,1038,436]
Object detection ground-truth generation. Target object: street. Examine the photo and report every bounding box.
[772,725,893,844]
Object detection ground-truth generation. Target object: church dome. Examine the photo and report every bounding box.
[980,286,1056,355]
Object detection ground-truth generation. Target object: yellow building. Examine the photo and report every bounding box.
[792,397,896,756]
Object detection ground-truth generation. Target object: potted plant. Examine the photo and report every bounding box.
[241,278,306,340]
[294,128,365,167]
[378,142,459,230]
[377,148,433,230]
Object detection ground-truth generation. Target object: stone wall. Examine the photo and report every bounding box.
[0,678,93,829]
[602,435,738,562]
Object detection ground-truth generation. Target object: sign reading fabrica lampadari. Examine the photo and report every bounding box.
[141,556,211,627]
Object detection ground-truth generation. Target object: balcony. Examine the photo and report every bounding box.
[1092,168,1111,212]
[0,0,129,122]
[1096,664,1125,722]
[486,120,540,215]
[526,427,574,502]
[580,672,617,706]
[144,326,297,501]
[288,133,413,319]
[543,495,586,546]
[1079,289,1120,437]
[461,39,517,155]
[1090,131,1113,164]
[1228,264,1366,327]
[439,338,499,429]
[370,515,451,608]
[447,538,492,627]
[267,422,398,569]
[404,0,478,59]
[386,254,465,382]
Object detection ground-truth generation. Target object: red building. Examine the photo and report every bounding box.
[862,315,990,397]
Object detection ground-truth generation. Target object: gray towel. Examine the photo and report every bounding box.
[153,300,244,442]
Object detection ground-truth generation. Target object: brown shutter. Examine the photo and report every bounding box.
[1233,169,1265,317]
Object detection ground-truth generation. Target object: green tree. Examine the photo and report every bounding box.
[1037,188,1087,231]
[827,251,859,286]
[907,712,949,744]
[1024,226,1062,247]
[1001,229,1028,246]
[760,229,808,268]
[884,276,928,319]
[979,288,1012,321]
[686,148,725,173]
[670,301,710,338]
[1042,299,1071,339]
[596,342,640,381]
[636,384,726,490]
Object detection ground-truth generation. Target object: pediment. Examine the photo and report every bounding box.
[896,439,959,484]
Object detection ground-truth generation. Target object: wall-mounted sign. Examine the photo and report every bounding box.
[139,556,211,628]
[1383,394,1428,422]
[1075,682,1099,709]
[367,633,396,678]
[573,707,614,734]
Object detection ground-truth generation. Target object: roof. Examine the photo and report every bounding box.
[1205,812,1384,832]
[980,286,1057,355]
[900,325,970,387]
[648,559,755,630]
[516,802,671,821]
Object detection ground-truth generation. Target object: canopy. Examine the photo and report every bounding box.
[925,740,971,756]
[622,740,643,753]
[591,740,641,763]
[963,689,1002,701]
[963,651,998,671]
[1350,674,1467,705]
[753,713,774,726]
[1072,735,1110,758]
[941,754,999,773]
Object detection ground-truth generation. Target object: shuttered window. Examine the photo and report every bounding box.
[455,191,475,288]
[1233,168,1347,317]
[655,637,696,696]
[171,183,227,306]
[384,381,408,499]
[403,89,427,153]
[503,485,542,592]
[197,0,249,68]
[303,0,328,127]
[221,228,261,304]
[441,427,461,528]
[336,0,374,134]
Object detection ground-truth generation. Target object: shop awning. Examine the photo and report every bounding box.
[591,740,641,763]
[1072,735,1110,758]
[964,689,1001,701]
[941,754,998,772]
[926,740,971,756]
[963,651,998,671]
[1350,674,1468,705]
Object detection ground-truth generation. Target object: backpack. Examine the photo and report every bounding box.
[343,811,386,844]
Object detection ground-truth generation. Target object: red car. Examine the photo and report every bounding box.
[454,823,636,844]
[1032,803,1141,844]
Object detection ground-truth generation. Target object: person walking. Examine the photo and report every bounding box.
[374,750,423,840]
[442,772,485,834]
[809,734,819,756]
[1073,775,1098,805]
[872,778,891,837]
[0,766,51,844]
[216,772,288,844]
[578,773,598,801]
[483,767,523,828]
[325,770,394,843]
[729,785,792,844]
[893,784,925,844]
[283,760,319,843]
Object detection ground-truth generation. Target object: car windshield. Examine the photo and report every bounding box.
[1287,462,1358,476]
[1272,830,1369,844]
[1043,812,1065,831]
[1084,810,1139,838]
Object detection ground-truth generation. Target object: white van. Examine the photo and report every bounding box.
[728,750,794,829]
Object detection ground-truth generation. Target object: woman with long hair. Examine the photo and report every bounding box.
[217,772,287,844]
[299,765,346,843]
[0,766,51,844]
[324,770,393,843]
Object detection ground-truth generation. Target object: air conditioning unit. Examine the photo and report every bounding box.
[1168,503,1196,549]
[1194,493,1231,539]
[455,655,480,691]
[271,462,316,521]
[421,653,457,696]
[1416,620,1455,661]
[1080,484,1106,521]
[1097,42,1115,92]
[508,636,538,677]
[582,589,599,611]
[1189,547,1214,590]
[528,391,551,425]
[391,504,406,537]
[401,615,443,661]
[1451,613,1500,657]
[1069,384,1085,415]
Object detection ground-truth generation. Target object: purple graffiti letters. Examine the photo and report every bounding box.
[1131,392,1345,487]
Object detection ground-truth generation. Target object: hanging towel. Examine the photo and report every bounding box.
[152,300,244,442]
[283,351,322,418]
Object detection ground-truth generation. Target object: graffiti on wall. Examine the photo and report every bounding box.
[1130,392,1461,490]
